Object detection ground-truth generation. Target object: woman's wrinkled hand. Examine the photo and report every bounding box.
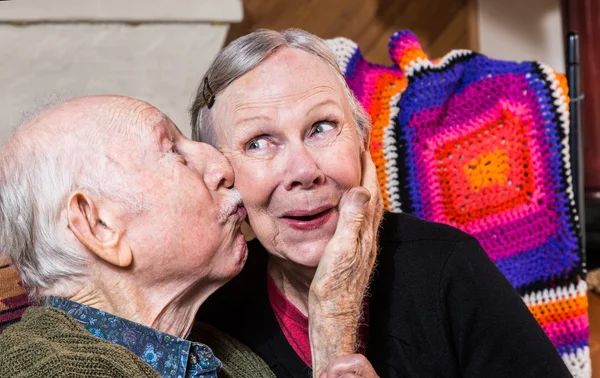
[310,151,383,303]
[309,151,384,377]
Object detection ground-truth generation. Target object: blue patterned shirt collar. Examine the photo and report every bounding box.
[46,296,221,378]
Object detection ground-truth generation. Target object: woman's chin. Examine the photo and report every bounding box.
[282,239,329,270]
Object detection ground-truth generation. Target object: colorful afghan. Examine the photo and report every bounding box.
[327,31,590,378]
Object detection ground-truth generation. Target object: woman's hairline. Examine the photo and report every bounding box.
[189,28,370,147]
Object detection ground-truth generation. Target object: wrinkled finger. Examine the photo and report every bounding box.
[335,187,370,242]
[360,151,384,233]
[360,151,381,199]
[311,187,370,293]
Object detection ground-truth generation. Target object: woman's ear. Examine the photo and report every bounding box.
[67,192,132,268]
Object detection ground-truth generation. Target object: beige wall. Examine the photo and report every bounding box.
[0,0,242,145]
[477,0,565,72]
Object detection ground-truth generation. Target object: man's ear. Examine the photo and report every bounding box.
[67,192,132,268]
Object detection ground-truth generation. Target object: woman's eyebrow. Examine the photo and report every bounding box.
[306,98,343,117]
[234,114,272,125]
[229,116,273,140]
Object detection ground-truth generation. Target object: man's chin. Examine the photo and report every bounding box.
[231,233,249,272]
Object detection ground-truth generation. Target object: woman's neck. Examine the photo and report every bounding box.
[267,258,317,316]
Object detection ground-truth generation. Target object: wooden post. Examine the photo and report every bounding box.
[562,0,600,200]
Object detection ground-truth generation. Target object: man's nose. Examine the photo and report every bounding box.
[189,141,234,191]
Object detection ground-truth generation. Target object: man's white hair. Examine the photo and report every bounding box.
[189,28,370,145]
[0,101,143,297]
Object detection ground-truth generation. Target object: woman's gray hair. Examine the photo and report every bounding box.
[189,28,370,145]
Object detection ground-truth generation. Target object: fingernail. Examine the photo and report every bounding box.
[354,190,370,207]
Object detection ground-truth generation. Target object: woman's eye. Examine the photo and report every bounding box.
[310,121,336,137]
[168,145,177,154]
[247,138,269,151]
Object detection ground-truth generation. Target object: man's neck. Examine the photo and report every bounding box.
[267,258,316,316]
[63,277,218,339]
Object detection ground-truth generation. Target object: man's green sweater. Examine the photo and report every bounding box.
[0,307,274,378]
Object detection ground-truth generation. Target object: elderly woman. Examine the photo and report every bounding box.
[191,29,573,378]
[0,95,377,378]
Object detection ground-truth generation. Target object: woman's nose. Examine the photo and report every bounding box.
[283,145,325,191]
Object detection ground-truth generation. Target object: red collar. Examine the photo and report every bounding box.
[267,273,369,367]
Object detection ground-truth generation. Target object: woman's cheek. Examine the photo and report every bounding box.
[233,159,273,206]
[323,145,361,188]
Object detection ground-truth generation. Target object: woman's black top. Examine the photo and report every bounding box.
[198,212,572,378]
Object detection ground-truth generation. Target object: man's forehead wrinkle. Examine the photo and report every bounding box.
[104,102,171,164]
[89,102,133,149]
[18,95,131,130]
[109,101,166,136]
[1,95,162,174]
[6,94,166,154]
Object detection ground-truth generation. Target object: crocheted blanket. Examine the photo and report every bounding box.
[326,31,590,378]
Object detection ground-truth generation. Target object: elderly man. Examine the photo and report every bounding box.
[0,96,380,378]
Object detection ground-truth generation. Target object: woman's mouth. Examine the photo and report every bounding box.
[281,206,335,231]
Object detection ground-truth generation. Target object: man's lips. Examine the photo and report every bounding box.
[229,204,248,220]
[219,193,247,223]
[280,206,335,231]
